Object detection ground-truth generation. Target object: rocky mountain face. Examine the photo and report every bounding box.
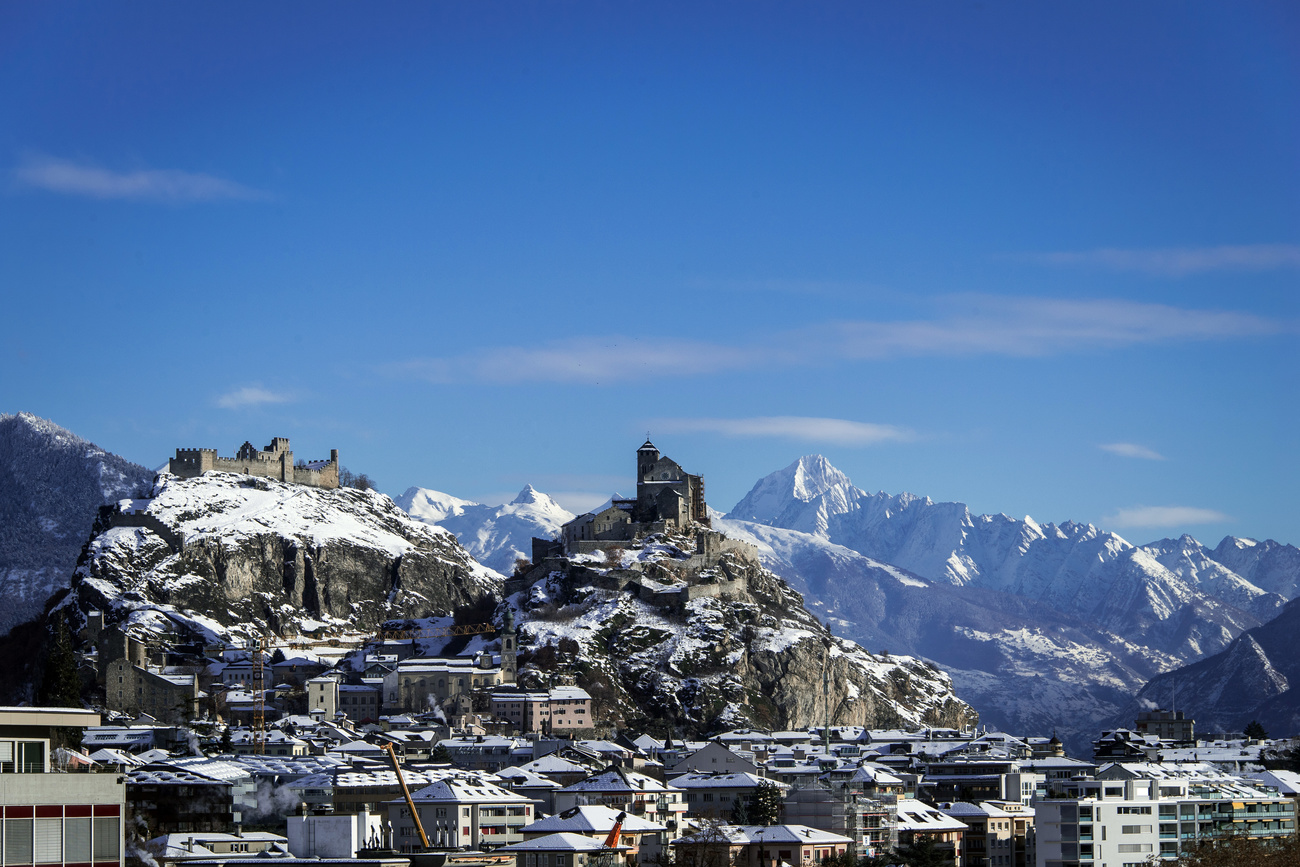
[511,533,976,735]
[0,413,154,636]
[398,485,573,574]
[722,455,1298,752]
[1207,536,1300,600]
[65,471,501,646]
[1115,596,1300,738]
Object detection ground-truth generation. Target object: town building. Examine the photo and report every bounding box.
[554,766,688,829]
[668,741,759,776]
[520,805,665,865]
[490,687,594,734]
[104,658,201,724]
[938,801,1033,867]
[672,824,852,867]
[780,787,899,859]
[497,833,630,867]
[1035,767,1297,866]
[385,776,535,851]
[383,655,509,716]
[127,766,235,836]
[673,773,787,822]
[0,707,126,867]
[1133,709,1194,744]
[146,831,288,867]
[893,798,967,865]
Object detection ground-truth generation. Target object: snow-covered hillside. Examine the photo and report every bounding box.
[0,412,154,635]
[507,531,976,734]
[67,471,500,646]
[397,485,573,574]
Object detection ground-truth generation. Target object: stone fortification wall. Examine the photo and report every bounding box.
[169,439,339,489]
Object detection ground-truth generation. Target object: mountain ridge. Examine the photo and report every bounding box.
[0,412,155,636]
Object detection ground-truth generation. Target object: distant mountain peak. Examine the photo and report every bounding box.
[789,454,854,502]
[400,483,575,574]
[728,454,859,525]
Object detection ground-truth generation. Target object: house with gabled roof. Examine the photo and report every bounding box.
[554,765,687,829]
[386,776,536,851]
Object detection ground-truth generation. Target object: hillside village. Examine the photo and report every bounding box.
[2,428,1299,867]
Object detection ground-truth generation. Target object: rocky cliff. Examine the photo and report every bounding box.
[65,471,501,645]
[510,531,976,735]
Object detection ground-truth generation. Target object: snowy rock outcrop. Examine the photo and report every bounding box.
[398,485,573,574]
[67,471,501,644]
[511,534,976,735]
[0,412,153,636]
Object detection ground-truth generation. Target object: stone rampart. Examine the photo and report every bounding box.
[168,439,339,489]
[109,511,184,554]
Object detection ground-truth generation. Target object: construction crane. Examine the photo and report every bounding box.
[251,635,270,754]
[383,742,431,851]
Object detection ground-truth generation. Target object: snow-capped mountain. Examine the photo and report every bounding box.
[397,485,574,574]
[65,471,500,648]
[0,412,154,635]
[723,455,1298,750]
[1207,536,1300,600]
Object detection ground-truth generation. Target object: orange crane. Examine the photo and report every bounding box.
[603,812,626,849]
[383,742,431,851]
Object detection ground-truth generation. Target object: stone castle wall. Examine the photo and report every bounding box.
[169,439,339,489]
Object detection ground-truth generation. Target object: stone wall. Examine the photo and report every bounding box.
[169,439,339,489]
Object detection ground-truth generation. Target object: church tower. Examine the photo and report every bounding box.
[637,439,660,482]
[501,608,517,683]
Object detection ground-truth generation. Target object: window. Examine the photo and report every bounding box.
[4,819,34,863]
[93,818,120,860]
[66,818,91,863]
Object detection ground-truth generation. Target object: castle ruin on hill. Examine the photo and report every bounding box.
[168,437,340,489]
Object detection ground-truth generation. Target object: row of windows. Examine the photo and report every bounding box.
[2,817,120,864]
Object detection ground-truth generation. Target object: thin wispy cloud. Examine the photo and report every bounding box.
[1099,443,1166,461]
[14,154,268,202]
[821,296,1284,359]
[391,337,765,384]
[390,296,1290,385]
[1013,244,1300,276]
[1103,505,1231,529]
[654,416,914,446]
[216,386,293,410]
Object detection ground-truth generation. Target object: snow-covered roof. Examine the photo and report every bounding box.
[522,805,664,835]
[403,778,532,805]
[894,798,969,833]
[1247,770,1300,795]
[498,833,628,853]
[670,772,784,790]
[558,767,678,794]
[128,767,232,787]
[673,825,852,846]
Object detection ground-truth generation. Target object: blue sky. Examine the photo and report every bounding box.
[2,2,1297,546]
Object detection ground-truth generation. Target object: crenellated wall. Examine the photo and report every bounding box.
[168,439,339,489]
